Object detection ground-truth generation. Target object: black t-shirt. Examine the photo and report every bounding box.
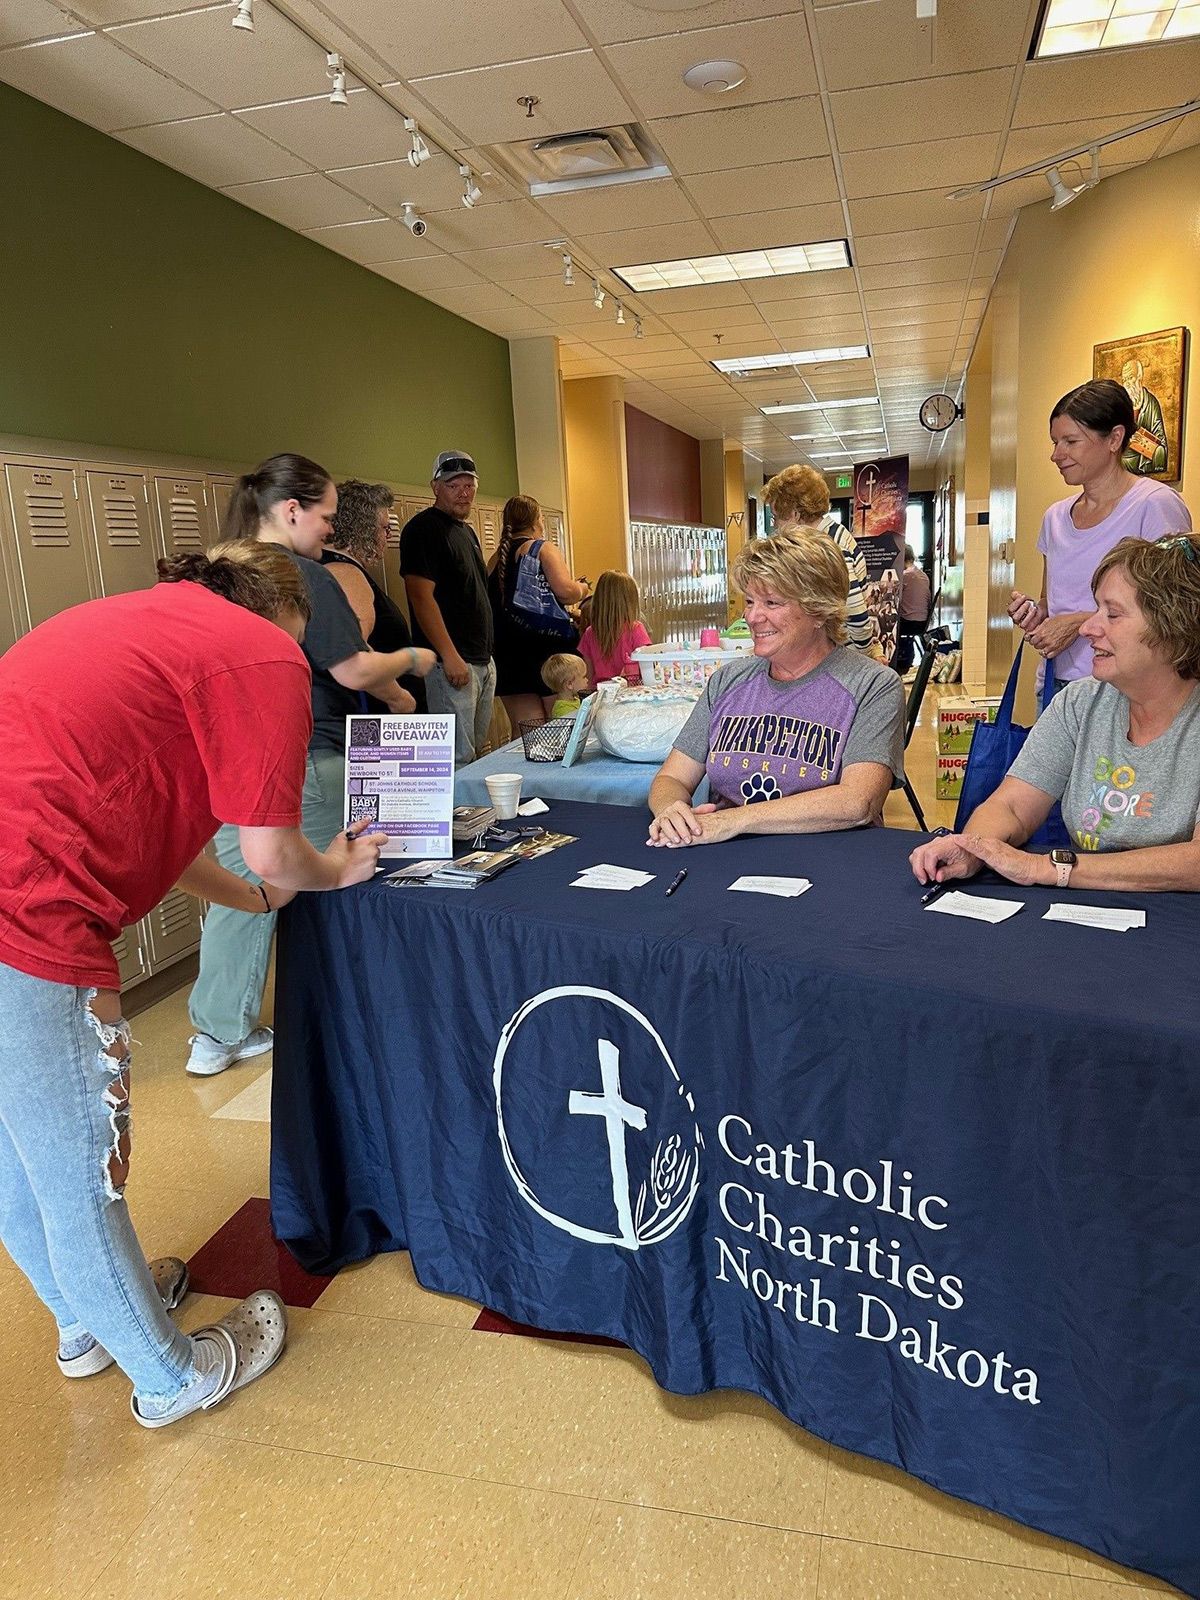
[321,550,426,714]
[399,506,493,665]
[280,549,366,752]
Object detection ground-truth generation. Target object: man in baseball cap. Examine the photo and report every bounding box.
[400,450,496,764]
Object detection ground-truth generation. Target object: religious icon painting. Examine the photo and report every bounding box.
[1093,326,1188,483]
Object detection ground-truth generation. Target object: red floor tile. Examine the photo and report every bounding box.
[186,1198,334,1309]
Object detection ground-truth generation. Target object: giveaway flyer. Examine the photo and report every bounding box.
[344,714,455,859]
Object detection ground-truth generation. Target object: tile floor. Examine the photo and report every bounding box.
[0,686,1181,1600]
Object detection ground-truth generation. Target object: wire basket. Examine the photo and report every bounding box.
[519,717,573,762]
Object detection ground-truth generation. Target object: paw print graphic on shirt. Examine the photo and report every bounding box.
[740,772,782,804]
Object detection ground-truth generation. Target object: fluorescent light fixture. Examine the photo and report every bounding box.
[613,240,850,293]
[762,397,881,415]
[1033,0,1200,56]
[790,429,884,441]
[713,344,868,375]
[811,452,852,461]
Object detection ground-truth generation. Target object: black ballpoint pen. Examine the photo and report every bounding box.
[665,868,688,897]
[921,882,951,907]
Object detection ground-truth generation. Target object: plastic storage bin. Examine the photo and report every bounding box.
[631,642,750,687]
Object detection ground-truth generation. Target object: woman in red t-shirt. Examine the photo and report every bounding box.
[0,542,387,1429]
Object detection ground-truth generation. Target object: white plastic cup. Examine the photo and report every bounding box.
[485,772,523,819]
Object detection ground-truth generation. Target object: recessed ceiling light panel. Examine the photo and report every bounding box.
[613,240,850,292]
[762,397,881,415]
[713,345,869,375]
[682,59,748,94]
[1032,0,1200,57]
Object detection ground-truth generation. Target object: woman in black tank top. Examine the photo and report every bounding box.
[322,479,427,712]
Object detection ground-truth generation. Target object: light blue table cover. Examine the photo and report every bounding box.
[455,738,655,808]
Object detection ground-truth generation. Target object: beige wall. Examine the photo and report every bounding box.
[509,337,570,526]
[561,376,630,579]
[985,139,1199,708]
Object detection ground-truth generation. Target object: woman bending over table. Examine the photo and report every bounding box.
[913,534,1200,893]
[648,527,905,847]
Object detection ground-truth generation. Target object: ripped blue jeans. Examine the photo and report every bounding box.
[0,960,201,1403]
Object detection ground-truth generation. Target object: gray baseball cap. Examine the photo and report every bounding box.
[432,450,477,482]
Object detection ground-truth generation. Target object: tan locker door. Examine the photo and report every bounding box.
[153,475,208,558]
[145,886,203,968]
[112,924,148,989]
[3,462,94,630]
[84,470,158,597]
[380,507,409,616]
[476,502,501,562]
[207,476,238,542]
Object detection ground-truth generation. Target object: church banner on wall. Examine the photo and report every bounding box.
[853,455,909,663]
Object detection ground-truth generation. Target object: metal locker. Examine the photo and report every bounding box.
[145,886,202,968]
[207,476,239,542]
[112,924,148,988]
[2,462,95,631]
[379,507,411,618]
[83,470,158,597]
[153,476,209,558]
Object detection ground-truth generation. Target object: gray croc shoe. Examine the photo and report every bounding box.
[57,1255,191,1378]
[131,1290,287,1429]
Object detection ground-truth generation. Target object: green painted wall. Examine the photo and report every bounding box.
[0,84,518,493]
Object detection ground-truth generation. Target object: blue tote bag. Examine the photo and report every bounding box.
[954,643,1072,849]
[511,539,577,640]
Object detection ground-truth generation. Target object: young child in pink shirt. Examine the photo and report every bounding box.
[578,571,652,687]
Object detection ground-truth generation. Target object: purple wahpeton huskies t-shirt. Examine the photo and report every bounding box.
[673,648,905,810]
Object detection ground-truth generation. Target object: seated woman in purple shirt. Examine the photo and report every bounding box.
[648,528,905,848]
[1009,379,1191,690]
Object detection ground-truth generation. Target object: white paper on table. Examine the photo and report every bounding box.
[925,890,1024,923]
[571,877,641,891]
[572,863,656,890]
[728,875,812,898]
[517,797,549,816]
[1043,903,1146,931]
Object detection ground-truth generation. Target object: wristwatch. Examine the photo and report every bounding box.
[1050,848,1077,889]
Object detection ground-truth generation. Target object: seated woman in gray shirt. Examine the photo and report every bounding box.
[911,534,1200,893]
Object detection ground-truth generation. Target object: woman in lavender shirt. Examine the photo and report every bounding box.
[1009,379,1191,690]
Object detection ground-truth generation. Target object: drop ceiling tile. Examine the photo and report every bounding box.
[854,221,986,266]
[831,68,1014,154]
[609,282,753,312]
[115,112,309,186]
[869,299,973,329]
[687,156,840,217]
[455,242,569,281]
[61,0,213,17]
[0,1,87,48]
[369,254,487,292]
[1014,41,1200,129]
[331,153,516,214]
[221,171,382,229]
[743,270,857,305]
[427,198,560,251]
[651,95,829,175]
[410,52,634,146]
[583,221,718,267]
[474,310,558,336]
[110,4,330,112]
[537,177,698,234]
[237,89,414,170]
[0,31,215,129]
[583,0,798,46]
[841,134,1003,198]
[1160,114,1200,157]
[567,329,686,352]
[513,274,625,308]
[305,216,439,264]
[708,203,848,254]
[662,303,770,333]
[424,283,531,314]
[766,317,869,344]
[603,14,816,119]
[313,0,588,78]
[814,0,1030,90]
[851,188,986,235]
[865,280,975,310]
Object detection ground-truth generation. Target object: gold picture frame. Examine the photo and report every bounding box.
[1092,325,1188,483]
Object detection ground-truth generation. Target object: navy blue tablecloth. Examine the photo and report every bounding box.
[271,800,1200,1596]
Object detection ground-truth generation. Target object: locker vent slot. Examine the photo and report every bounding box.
[169,498,204,549]
[25,494,71,548]
[155,892,193,938]
[102,493,142,547]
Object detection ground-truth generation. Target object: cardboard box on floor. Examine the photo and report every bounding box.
[937,697,1001,755]
[937,753,971,802]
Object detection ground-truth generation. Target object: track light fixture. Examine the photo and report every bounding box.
[1046,148,1099,211]
[634,317,644,340]
[616,302,626,326]
[459,164,483,208]
[326,52,348,106]
[231,0,253,32]
[404,117,430,168]
[562,252,574,287]
[401,203,428,237]
[592,278,606,310]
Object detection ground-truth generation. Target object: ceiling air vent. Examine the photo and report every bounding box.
[481,123,669,197]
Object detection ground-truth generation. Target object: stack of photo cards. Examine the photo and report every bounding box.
[571,864,656,892]
[728,875,812,899]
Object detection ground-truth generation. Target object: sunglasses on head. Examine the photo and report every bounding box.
[1161,536,1198,563]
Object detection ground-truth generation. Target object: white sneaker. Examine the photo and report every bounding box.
[57,1256,190,1377]
[185,1026,274,1077]
[131,1290,287,1428]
